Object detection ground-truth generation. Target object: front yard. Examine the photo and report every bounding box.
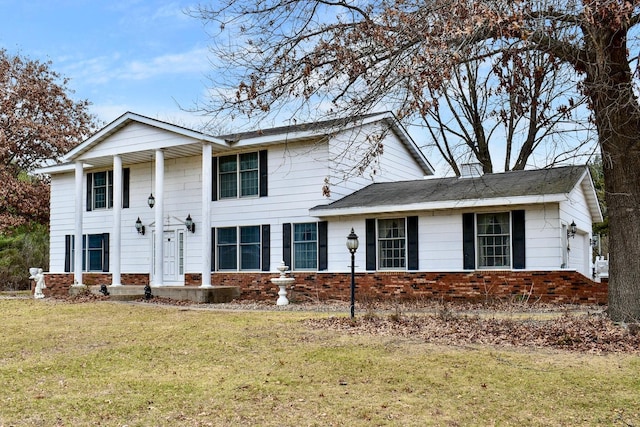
[0,297,638,426]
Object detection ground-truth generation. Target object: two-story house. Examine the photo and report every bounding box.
[39,111,605,304]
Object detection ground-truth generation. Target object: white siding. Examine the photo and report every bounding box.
[327,122,426,199]
[420,213,463,270]
[47,117,596,282]
[326,220,367,272]
[559,183,594,277]
[523,204,562,270]
[76,122,196,160]
[49,172,75,272]
[323,204,575,274]
[211,141,332,272]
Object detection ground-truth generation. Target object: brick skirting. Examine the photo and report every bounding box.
[44,273,149,298]
[193,270,607,304]
[43,270,607,304]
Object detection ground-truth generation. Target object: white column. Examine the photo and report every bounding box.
[73,161,84,286]
[153,149,164,285]
[111,155,122,286]
[201,143,213,288]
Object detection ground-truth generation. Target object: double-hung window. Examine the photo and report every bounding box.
[463,210,525,270]
[219,153,259,199]
[293,223,317,270]
[217,227,238,270]
[64,234,110,272]
[240,226,261,270]
[365,217,418,271]
[217,226,261,270]
[86,169,130,211]
[239,153,259,196]
[90,171,111,210]
[477,212,511,268]
[378,218,406,269]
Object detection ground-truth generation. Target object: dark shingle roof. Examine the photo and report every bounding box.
[312,165,588,211]
[216,113,384,142]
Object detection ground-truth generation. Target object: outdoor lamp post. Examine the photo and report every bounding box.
[346,228,359,319]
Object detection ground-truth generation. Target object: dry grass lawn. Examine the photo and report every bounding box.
[0,298,638,426]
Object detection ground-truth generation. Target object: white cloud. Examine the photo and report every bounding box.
[62,46,209,87]
[120,47,209,80]
[89,100,209,130]
[63,54,122,85]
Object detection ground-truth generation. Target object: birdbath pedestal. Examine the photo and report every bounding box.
[271,261,294,306]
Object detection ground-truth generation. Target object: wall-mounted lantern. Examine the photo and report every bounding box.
[135,217,145,235]
[185,214,195,233]
[567,221,577,239]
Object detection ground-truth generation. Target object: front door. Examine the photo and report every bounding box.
[152,229,185,285]
[163,231,177,282]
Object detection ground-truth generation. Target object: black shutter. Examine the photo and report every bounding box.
[108,171,114,208]
[211,158,218,201]
[211,228,216,271]
[462,213,475,270]
[407,216,419,270]
[123,168,130,208]
[318,221,328,271]
[512,210,526,269]
[102,233,110,272]
[283,223,292,268]
[82,235,87,271]
[86,173,92,211]
[261,224,270,272]
[366,218,376,270]
[64,235,72,272]
[259,150,268,197]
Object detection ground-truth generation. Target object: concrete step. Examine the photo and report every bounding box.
[75,285,241,303]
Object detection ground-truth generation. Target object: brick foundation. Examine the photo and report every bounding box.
[43,270,607,304]
[191,270,607,304]
[43,273,149,298]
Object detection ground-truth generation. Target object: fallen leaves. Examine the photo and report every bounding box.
[305,311,640,354]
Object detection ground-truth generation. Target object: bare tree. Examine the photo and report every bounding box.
[191,0,640,322]
[0,50,97,231]
[419,50,593,175]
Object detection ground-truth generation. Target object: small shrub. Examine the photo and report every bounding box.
[436,302,457,321]
[388,305,404,322]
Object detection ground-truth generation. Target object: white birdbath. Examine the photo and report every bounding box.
[271,261,295,306]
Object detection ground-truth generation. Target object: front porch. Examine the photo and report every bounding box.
[71,284,241,303]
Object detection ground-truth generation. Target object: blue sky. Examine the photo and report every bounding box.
[0,0,212,129]
[0,0,596,173]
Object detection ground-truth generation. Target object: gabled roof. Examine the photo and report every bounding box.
[217,112,384,142]
[311,165,603,221]
[39,111,433,176]
[63,111,228,162]
[37,112,228,173]
[217,112,434,176]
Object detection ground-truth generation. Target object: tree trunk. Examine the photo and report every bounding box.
[587,28,640,322]
[605,153,640,322]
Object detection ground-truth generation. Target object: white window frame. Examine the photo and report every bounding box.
[216,225,261,271]
[377,218,406,270]
[293,223,318,270]
[476,212,512,269]
[218,152,259,199]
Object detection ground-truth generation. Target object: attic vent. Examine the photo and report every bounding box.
[460,163,484,178]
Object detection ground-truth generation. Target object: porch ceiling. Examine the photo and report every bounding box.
[79,143,209,169]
